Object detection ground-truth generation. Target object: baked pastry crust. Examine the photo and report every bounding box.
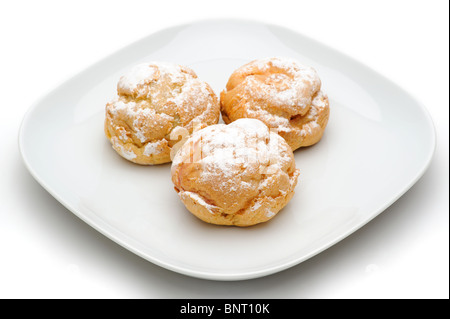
[105,62,220,164]
[220,57,330,151]
[171,118,300,226]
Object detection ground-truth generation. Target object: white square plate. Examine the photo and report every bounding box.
[19,20,435,280]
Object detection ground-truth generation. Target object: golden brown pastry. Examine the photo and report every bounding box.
[105,62,220,164]
[171,118,300,226]
[220,57,330,151]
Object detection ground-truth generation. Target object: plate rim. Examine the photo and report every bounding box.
[18,18,436,281]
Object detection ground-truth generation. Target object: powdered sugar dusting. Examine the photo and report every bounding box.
[312,91,327,109]
[251,202,261,211]
[106,61,220,164]
[246,108,292,133]
[172,118,299,219]
[118,62,186,92]
[198,119,272,179]
[109,62,218,145]
[299,90,327,137]
[222,57,328,140]
[265,209,275,218]
[111,136,136,160]
[118,64,157,92]
[116,126,128,142]
[241,57,320,111]
[168,79,213,122]
[108,98,174,144]
[181,190,219,214]
[143,141,164,157]
[174,119,290,193]
[109,100,130,116]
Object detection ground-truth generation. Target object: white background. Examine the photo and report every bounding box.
[0,0,448,299]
